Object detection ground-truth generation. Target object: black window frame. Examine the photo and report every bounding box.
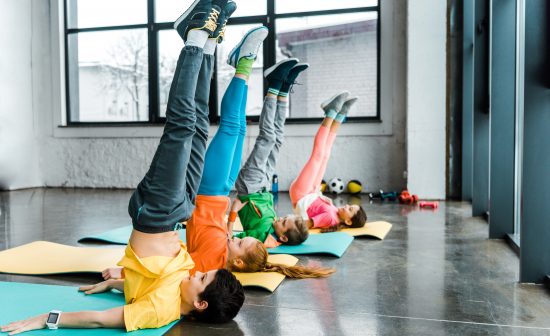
[64,0,380,126]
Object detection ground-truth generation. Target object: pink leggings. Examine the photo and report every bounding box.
[289,125,337,206]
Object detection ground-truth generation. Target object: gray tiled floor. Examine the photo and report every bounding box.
[1,188,550,335]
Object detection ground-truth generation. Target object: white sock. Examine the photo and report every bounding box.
[186,30,209,48]
[203,38,217,55]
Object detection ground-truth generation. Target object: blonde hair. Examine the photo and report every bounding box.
[230,240,335,279]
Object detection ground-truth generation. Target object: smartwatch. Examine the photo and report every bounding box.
[46,310,62,329]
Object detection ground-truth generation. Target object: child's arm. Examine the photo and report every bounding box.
[0,307,125,334]
[79,279,125,294]
[228,198,248,235]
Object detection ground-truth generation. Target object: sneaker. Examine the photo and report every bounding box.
[174,0,224,42]
[264,58,299,81]
[227,26,269,68]
[212,1,237,43]
[321,91,350,114]
[282,62,309,89]
[336,96,359,121]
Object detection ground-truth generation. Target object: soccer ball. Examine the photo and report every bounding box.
[328,177,345,194]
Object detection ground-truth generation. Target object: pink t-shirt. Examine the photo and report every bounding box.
[306,197,339,228]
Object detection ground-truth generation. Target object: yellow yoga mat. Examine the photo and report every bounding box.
[309,221,393,239]
[0,241,297,293]
[0,241,125,274]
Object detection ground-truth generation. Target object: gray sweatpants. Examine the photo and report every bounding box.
[128,46,213,233]
[235,97,288,195]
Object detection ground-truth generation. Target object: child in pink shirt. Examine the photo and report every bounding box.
[289,92,367,232]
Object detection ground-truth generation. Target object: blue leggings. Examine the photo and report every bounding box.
[198,77,248,195]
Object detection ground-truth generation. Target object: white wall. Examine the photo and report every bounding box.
[406,0,447,199]
[0,0,42,189]
[3,0,410,193]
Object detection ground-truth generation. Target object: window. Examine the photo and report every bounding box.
[65,0,379,125]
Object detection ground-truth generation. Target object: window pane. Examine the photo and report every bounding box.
[155,0,183,23]
[276,0,378,14]
[156,0,266,22]
[232,0,266,18]
[68,30,149,122]
[158,30,184,117]
[216,25,265,117]
[67,0,147,29]
[276,12,378,118]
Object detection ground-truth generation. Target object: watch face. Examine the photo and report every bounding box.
[47,313,59,323]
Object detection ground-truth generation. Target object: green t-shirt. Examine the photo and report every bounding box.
[235,192,276,243]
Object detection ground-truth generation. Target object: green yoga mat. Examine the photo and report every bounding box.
[268,232,354,257]
[0,281,177,335]
[79,226,187,245]
[79,227,353,257]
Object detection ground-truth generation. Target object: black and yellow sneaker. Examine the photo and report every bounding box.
[174,0,225,42]
[212,1,237,43]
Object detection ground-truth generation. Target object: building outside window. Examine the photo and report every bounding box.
[64,0,379,125]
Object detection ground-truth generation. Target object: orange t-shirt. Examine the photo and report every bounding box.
[186,195,229,274]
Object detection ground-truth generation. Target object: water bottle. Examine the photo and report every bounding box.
[272,174,279,194]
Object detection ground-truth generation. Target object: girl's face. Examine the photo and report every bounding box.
[227,236,257,259]
[338,204,360,225]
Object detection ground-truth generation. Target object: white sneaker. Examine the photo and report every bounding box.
[227,26,269,68]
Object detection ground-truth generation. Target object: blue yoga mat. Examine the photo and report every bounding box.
[268,232,354,257]
[79,226,186,245]
[79,227,353,257]
[0,281,177,335]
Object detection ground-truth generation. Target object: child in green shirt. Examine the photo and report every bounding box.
[232,59,310,247]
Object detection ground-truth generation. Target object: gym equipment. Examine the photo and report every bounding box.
[328,177,345,194]
[0,281,177,335]
[271,174,279,194]
[346,180,363,194]
[309,221,392,240]
[419,201,439,209]
[0,241,297,293]
[320,180,327,193]
[369,190,397,201]
[398,190,419,204]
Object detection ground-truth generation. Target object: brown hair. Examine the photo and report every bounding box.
[284,216,309,245]
[349,205,367,228]
[230,240,335,279]
[320,205,367,233]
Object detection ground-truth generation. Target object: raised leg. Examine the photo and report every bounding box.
[129,46,204,233]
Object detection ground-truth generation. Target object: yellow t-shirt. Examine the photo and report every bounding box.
[117,241,195,332]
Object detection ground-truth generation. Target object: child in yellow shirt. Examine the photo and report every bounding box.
[1,1,244,334]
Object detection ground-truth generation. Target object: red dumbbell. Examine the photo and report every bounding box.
[399,190,419,204]
[419,201,439,209]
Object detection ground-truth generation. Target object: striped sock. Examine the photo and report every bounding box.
[278,91,288,98]
[268,87,280,96]
[335,112,347,123]
[325,109,338,119]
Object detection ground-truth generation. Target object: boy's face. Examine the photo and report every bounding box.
[272,215,297,238]
[180,270,217,303]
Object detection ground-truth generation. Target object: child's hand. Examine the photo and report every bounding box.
[1,313,47,335]
[79,280,112,295]
[102,267,123,280]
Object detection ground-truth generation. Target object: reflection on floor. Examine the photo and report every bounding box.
[1,189,550,336]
